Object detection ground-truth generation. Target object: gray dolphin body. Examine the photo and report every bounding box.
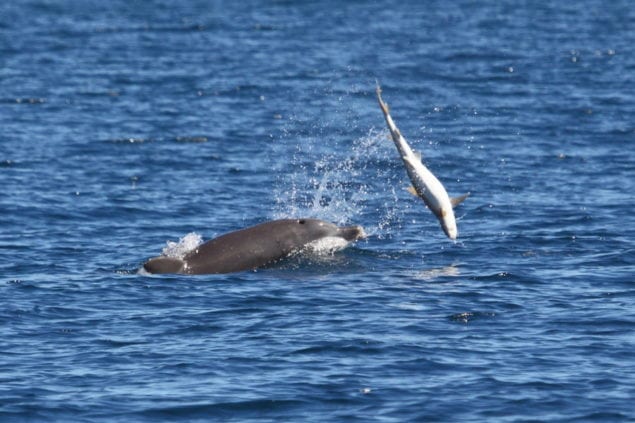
[143,218,366,275]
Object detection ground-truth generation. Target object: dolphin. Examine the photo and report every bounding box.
[143,218,366,275]
[376,84,469,239]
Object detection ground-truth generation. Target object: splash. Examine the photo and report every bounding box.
[271,127,409,239]
[302,236,350,255]
[161,232,203,259]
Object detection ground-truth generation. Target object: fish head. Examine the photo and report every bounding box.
[439,207,458,240]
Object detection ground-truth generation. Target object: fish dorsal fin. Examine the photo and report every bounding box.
[451,192,470,208]
[406,186,419,197]
[414,151,422,161]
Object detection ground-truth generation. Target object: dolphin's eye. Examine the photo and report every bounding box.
[298,219,305,224]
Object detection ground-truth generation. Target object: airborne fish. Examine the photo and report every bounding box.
[376,84,469,240]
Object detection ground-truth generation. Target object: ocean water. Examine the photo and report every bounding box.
[1,1,634,422]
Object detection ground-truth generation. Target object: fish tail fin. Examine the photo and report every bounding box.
[376,83,405,144]
[451,192,470,208]
[376,81,390,115]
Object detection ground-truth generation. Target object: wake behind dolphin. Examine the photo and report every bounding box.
[375,83,469,239]
[143,218,366,275]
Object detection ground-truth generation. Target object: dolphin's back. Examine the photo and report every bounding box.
[183,220,299,274]
[142,219,364,275]
[183,219,336,274]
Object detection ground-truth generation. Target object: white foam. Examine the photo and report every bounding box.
[137,267,152,276]
[415,265,460,281]
[161,232,203,259]
[303,236,350,255]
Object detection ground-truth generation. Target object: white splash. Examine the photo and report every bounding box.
[271,127,407,239]
[303,236,350,255]
[161,232,203,259]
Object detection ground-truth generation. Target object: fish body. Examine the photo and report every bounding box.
[376,84,467,239]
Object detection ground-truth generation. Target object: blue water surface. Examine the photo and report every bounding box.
[1,1,634,422]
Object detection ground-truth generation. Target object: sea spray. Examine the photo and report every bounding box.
[161,232,203,259]
[271,127,410,239]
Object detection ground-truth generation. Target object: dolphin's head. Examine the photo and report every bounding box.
[295,218,366,242]
[336,224,366,242]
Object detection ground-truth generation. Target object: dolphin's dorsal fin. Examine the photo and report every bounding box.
[406,186,419,197]
[451,192,470,208]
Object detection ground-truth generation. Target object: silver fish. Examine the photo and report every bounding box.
[376,84,469,239]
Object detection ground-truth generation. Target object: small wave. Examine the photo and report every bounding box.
[108,136,209,144]
[392,302,425,311]
[97,338,148,348]
[136,399,306,420]
[1,97,46,104]
[135,266,155,276]
[272,250,356,275]
[449,311,497,324]
[161,233,203,259]
[290,339,385,356]
[415,265,461,281]
[109,137,154,144]
[95,23,214,35]
[174,136,208,143]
